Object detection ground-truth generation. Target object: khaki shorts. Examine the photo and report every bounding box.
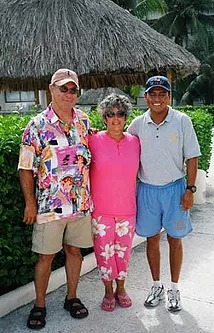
[32,215,93,254]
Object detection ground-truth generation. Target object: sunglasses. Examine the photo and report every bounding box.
[105,111,126,118]
[54,84,79,94]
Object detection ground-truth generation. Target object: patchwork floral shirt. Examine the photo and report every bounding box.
[18,104,92,224]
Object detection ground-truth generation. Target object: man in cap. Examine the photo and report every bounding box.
[127,75,200,312]
[18,68,93,329]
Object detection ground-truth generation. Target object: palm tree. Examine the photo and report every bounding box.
[151,0,214,57]
[113,0,214,104]
[148,0,214,104]
[112,0,138,10]
[180,62,214,105]
[112,0,167,18]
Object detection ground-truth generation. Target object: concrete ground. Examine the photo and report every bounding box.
[0,137,214,333]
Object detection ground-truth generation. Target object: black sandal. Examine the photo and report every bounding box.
[64,297,89,319]
[27,306,46,330]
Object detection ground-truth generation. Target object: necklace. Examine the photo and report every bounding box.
[59,120,71,136]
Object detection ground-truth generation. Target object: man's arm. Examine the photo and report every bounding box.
[181,157,198,210]
[186,157,198,187]
[19,169,37,225]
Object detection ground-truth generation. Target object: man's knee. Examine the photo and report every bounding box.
[36,253,55,265]
[147,233,161,249]
[167,235,182,249]
[64,244,82,257]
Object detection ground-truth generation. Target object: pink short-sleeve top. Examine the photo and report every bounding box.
[89,131,140,217]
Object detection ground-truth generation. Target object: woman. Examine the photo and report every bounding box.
[89,93,140,311]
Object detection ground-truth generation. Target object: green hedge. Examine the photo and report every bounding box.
[0,115,36,295]
[178,105,214,126]
[177,106,213,171]
[0,107,213,295]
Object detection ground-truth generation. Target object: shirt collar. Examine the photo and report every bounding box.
[145,106,172,124]
[46,104,78,125]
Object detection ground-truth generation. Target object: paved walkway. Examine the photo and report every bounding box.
[0,138,214,333]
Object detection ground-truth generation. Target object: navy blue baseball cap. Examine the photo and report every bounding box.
[145,76,171,93]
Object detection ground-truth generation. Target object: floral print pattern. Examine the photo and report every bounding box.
[93,215,135,281]
[92,217,107,237]
[18,104,93,223]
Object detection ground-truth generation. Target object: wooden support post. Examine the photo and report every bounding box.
[34,90,39,105]
[166,70,173,106]
[46,89,51,105]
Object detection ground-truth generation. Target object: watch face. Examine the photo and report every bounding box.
[187,186,197,193]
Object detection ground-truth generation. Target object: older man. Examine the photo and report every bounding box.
[128,76,201,312]
[18,69,93,329]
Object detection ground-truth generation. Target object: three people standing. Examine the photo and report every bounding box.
[19,70,200,329]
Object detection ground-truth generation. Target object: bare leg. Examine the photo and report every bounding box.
[103,280,114,299]
[116,279,126,295]
[34,253,55,307]
[27,254,55,328]
[101,280,115,311]
[64,244,82,299]
[146,233,161,281]
[115,278,132,307]
[167,235,183,283]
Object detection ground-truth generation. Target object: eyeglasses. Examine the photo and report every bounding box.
[54,84,79,94]
[105,111,126,118]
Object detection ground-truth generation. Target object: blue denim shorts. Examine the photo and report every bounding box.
[136,178,192,239]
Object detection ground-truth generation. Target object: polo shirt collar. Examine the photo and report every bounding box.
[146,106,172,124]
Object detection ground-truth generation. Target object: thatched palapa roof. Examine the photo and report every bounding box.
[77,88,135,106]
[0,0,200,91]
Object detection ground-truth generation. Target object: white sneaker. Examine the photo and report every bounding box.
[167,289,182,312]
[144,285,165,307]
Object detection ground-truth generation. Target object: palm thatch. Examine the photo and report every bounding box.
[77,88,135,106]
[0,0,200,91]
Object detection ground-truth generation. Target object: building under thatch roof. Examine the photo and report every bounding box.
[77,88,135,107]
[0,0,200,91]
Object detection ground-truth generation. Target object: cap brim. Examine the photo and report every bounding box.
[55,78,79,88]
[145,85,170,93]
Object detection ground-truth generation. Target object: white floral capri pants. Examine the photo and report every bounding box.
[92,215,136,281]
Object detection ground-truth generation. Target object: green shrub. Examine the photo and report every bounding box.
[178,105,214,125]
[125,109,144,129]
[0,115,36,295]
[88,109,105,130]
[178,107,213,171]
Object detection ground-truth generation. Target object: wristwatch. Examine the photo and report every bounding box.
[186,185,197,193]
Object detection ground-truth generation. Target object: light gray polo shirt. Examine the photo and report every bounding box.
[127,106,201,185]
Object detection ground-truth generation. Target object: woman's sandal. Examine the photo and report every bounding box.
[64,297,89,319]
[27,306,46,330]
[115,292,132,308]
[101,297,116,312]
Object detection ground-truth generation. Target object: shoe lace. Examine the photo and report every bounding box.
[151,286,162,297]
[168,290,179,302]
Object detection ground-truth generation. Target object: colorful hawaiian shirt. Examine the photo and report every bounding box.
[18,104,92,224]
